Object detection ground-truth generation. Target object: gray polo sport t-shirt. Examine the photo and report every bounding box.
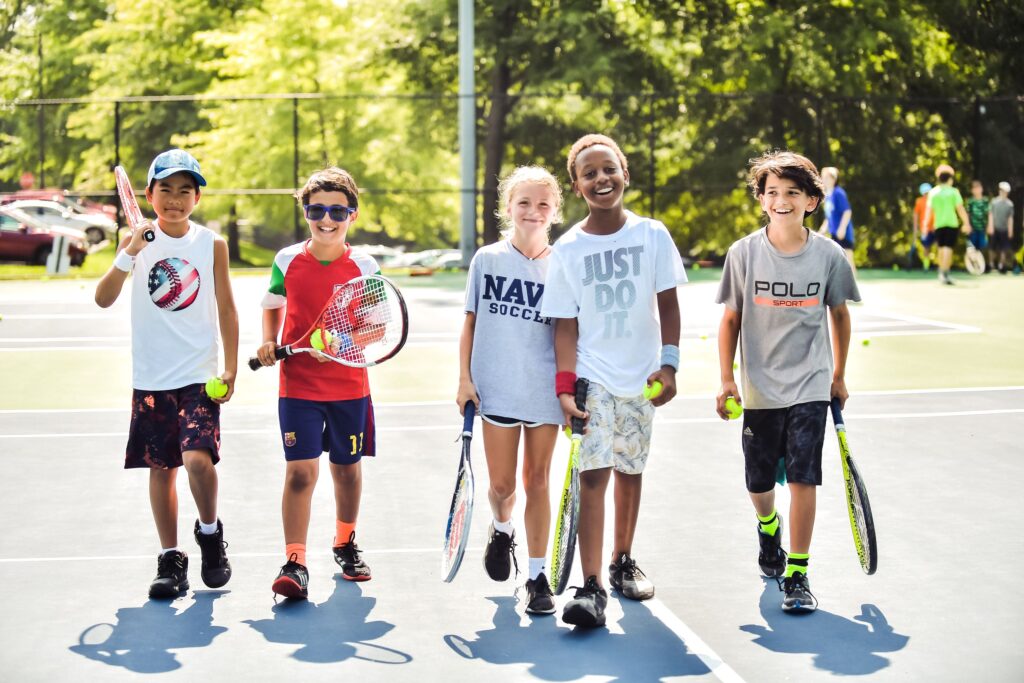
[716,228,861,409]
[465,239,563,424]
[991,197,1014,233]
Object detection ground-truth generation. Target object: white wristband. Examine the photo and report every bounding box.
[660,344,680,371]
[113,250,135,273]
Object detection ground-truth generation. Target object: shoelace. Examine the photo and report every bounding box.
[491,529,520,578]
[775,573,814,597]
[157,552,184,575]
[618,555,646,580]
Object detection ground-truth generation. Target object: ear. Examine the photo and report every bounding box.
[623,168,631,186]
[144,186,154,203]
[572,181,581,197]
[193,189,201,205]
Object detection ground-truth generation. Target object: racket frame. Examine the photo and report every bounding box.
[114,166,155,243]
[550,378,589,595]
[830,398,878,575]
[441,402,476,582]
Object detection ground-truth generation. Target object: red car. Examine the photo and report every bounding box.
[0,205,89,266]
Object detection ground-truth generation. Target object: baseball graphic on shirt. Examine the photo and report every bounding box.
[148,257,200,311]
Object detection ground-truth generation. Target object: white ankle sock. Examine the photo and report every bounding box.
[493,518,514,535]
[160,547,180,556]
[528,557,545,580]
[198,519,218,535]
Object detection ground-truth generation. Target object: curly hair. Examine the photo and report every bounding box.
[747,150,825,216]
[496,165,563,235]
[296,166,360,208]
[566,134,629,182]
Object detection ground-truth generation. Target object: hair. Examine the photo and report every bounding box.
[566,134,629,182]
[296,166,359,208]
[496,165,563,235]
[970,179,983,187]
[938,172,954,184]
[149,172,199,192]
[821,166,839,182]
[747,151,825,217]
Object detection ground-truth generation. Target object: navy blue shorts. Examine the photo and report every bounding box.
[741,401,828,493]
[832,234,854,250]
[126,383,220,469]
[968,231,987,250]
[278,396,375,465]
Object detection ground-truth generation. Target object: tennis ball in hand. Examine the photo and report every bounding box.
[643,381,664,401]
[310,328,334,351]
[724,396,743,420]
[205,377,228,399]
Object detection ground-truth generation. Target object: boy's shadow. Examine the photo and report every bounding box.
[445,594,709,682]
[244,576,411,665]
[740,578,910,675]
[70,591,228,673]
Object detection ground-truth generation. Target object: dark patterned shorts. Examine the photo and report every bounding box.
[742,401,828,493]
[126,383,221,469]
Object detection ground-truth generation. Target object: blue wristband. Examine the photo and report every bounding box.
[660,344,680,371]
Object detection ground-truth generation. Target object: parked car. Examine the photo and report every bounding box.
[5,198,116,245]
[0,206,89,266]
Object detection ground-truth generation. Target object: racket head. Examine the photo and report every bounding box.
[114,166,154,242]
[965,244,985,275]
[442,403,475,582]
[830,398,878,575]
[550,436,581,595]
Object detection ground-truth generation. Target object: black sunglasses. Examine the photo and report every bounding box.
[303,203,356,221]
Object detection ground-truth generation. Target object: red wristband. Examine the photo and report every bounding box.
[555,371,577,397]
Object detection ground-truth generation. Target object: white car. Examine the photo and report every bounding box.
[6,199,116,245]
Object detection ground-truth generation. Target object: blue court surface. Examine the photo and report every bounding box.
[1,275,1022,682]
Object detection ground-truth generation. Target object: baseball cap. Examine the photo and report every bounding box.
[999,181,1011,192]
[935,163,955,179]
[919,182,932,195]
[147,149,207,187]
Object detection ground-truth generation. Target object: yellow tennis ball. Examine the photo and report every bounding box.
[643,380,663,401]
[725,396,743,420]
[862,338,871,347]
[310,329,334,351]
[205,377,228,398]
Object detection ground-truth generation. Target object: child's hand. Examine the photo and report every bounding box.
[255,341,279,367]
[212,372,236,404]
[559,392,588,434]
[456,379,479,416]
[716,382,741,420]
[125,220,156,256]
[646,369,677,407]
[830,377,849,410]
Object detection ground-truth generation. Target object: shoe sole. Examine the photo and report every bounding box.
[562,605,606,628]
[782,602,817,614]
[201,568,232,589]
[149,581,188,599]
[609,578,655,601]
[340,572,371,582]
[525,603,557,615]
[272,577,308,600]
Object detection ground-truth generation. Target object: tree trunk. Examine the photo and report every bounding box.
[227,202,241,263]
[480,3,518,246]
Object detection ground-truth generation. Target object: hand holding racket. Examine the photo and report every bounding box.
[114,166,155,243]
[441,402,476,582]
[550,378,589,595]
[830,398,878,575]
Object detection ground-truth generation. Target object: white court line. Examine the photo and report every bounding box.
[0,548,439,563]
[647,598,747,683]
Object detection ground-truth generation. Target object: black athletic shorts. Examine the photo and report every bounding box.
[742,401,828,493]
[935,226,959,248]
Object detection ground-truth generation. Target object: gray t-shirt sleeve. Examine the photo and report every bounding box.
[716,241,747,312]
[824,244,861,306]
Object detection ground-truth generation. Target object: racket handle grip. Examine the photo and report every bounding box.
[570,378,589,435]
[829,397,844,425]
[462,402,475,433]
[143,228,155,242]
[247,346,289,371]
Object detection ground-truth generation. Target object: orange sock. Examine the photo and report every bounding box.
[285,543,306,567]
[334,520,356,548]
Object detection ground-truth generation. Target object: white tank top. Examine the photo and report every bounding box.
[129,222,219,390]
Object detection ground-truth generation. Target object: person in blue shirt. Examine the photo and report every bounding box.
[819,167,856,275]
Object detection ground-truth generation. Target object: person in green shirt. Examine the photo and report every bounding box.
[965,180,990,255]
[924,164,970,285]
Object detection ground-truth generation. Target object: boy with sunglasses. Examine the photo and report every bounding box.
[254,166,381,600]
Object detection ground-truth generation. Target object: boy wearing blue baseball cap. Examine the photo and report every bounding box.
[95,148,239,598]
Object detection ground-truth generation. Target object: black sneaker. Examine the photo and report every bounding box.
[483,522,518,581]
[608,553,655,600]
[272,554,309,600]
[149,550,189,599]
[757,516,787,578]
[333,532,371,581]
[780,572,817,613]
[562,575,608,628]
[524,573,556,615]
[194,519,232,588]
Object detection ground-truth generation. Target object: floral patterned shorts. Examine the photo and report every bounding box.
[578,381,655,475]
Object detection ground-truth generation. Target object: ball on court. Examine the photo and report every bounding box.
[643,381,663,401]
[725,397,743,420]
[862,338,871,347]
[310,328,334,350]
[700,333,708,340]
[205,377,228,398]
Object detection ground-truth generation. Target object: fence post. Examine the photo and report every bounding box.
[293,97,301,243]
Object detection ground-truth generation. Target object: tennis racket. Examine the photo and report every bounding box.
[441,402,476,582]
[114,166,155,242]
[830,398,878,575]
[550,377,589,595]
[965,242,985,275]
[248,274,408,370]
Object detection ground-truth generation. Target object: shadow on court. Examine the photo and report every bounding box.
[444,595,710,681]
[740,578,910,675]
[244,577,411,666]
[69,590,228,673]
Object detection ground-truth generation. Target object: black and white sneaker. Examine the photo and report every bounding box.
[757,516,788,578]
[149,550,189,599]
[608,553,655,601]
[781,572,817,613]
[562,575,608,628]
[524,573,556,615]
[482,522,517,581]
[272,554,309,600]
[333,532,371,581]
[194,519,232,588]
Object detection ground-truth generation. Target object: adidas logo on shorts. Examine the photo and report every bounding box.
[743,427,754,437]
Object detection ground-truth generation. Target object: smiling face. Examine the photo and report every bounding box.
[572,144,629,211]
[759,173,819,229]
[508,182,559,238]
[145,172,199,231]
[305,189,356,256]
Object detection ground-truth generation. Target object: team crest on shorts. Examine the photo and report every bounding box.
[148,257,201,311]
[284,431,297,447]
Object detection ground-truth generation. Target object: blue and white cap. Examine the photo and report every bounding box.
[147,149,207,187]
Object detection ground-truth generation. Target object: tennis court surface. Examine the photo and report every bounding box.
[1,273,1022,682]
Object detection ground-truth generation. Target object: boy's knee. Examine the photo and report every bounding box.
[285,465,317,491]
[182,449,214,471]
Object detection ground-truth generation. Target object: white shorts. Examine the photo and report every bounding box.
[578,381,655,475]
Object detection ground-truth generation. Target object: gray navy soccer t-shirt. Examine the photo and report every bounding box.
[716,228,860,409]
[465,239,563,424]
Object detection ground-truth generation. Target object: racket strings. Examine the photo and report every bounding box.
[319,280,404,364]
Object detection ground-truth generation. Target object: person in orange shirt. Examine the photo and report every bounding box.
[913,182,935,270]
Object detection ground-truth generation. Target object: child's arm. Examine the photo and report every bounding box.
[987,209,994,236]
[212,238,239,402]
[828,302,853,409]
[456,313,480,414]
[957,204,970,234]
[94,228,151,308]
[256,307,285,367]
[554,317,587,427]
[648,287,681,406]
[716,306,742,419]
[837,208,853,242]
